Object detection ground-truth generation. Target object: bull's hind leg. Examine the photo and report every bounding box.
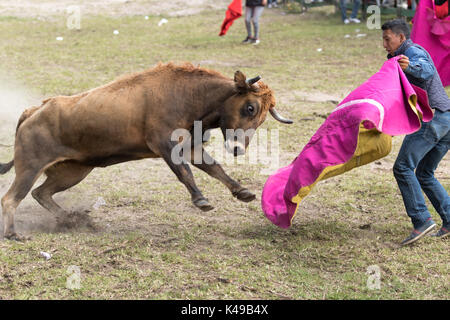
[31,161,93,218]
[2,169,41,240]
[1,154,54,240]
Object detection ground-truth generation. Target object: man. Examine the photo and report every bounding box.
[382,19,450,245]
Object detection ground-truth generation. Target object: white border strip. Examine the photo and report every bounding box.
[331,99,385,131]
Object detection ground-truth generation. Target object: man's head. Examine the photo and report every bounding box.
[382,19,410,56]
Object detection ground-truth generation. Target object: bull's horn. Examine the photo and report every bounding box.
[246,76,261,86]
[269,108,293,124]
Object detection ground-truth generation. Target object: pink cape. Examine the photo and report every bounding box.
[411,0,450,86]
[261,57,434,229]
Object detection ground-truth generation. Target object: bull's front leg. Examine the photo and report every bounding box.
[158,141,214,212]
[190,146,256,203]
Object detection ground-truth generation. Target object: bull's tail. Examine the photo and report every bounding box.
[0,160,13,174]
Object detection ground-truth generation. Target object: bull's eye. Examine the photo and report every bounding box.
[247,104,256,116]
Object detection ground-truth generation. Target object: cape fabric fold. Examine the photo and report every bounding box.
[219,0,242,36]
[261,57,434,229]
[411,0,450,86]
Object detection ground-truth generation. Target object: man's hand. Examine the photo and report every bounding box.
[398,55,409,71]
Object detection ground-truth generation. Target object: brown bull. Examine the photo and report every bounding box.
[0,62,292,240]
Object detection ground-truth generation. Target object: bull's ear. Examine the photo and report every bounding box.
[234,70,248,92]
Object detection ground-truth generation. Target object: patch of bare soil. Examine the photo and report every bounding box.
[292,90,345,104]
[0,201,99,238]
[0,0,229,18]
[55,210,98,232]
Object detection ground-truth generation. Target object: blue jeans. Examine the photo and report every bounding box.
[340,0,360,20]
[393,109,450,229]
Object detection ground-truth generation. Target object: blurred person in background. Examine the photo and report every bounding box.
[340,0,361,24]
[242,0,267,45]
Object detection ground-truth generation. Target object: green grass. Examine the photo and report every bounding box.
[0,6,449,299]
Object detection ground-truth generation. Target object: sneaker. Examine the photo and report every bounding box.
[350,18,361,23]
[401,218,436,246]
[344,19,350,24]
[268,3,272,8]
[431,226,450,238]
[252,39,260,45]
[242,37,253,44]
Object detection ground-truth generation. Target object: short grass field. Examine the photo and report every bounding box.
[0,1,449,299]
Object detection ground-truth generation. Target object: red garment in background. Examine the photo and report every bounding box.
[435,0,449,19]
[219,0,242,36]
[411,0,450,86]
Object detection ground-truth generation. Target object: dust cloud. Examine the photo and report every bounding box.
[0,76,40,141]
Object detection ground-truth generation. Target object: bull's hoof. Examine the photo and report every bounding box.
[234,188,256,202]
[4,232,30,242]
[193,198,214,212]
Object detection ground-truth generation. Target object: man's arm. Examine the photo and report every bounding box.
[401,47,435,81]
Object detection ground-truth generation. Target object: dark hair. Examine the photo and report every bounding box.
[382,19,410,39]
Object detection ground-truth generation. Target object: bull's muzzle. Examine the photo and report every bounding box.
[224,139,246,156]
